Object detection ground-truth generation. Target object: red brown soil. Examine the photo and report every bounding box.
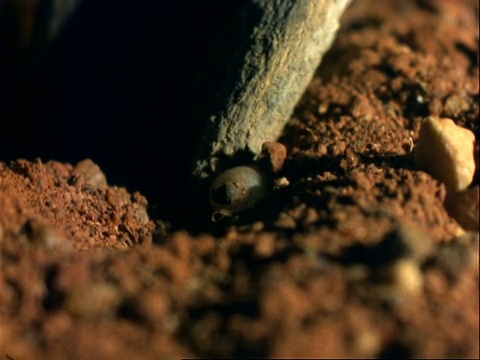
[1,0,478,359]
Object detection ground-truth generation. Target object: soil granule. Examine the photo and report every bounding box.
[1,0,478,359]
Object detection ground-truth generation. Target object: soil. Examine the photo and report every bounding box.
[1,0,479,359]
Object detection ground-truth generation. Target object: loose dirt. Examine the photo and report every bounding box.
[1,0,478,359]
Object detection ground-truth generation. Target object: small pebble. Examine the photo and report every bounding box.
[413,116,475,192]
[72,159,107,188]
[388,258,423,294]
[318,102,329,114]
[274,176,290,189]
[260,141,287,173]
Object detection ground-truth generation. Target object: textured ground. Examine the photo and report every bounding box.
[0,0,478,359]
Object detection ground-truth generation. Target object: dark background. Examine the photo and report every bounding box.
[0,0,250,224]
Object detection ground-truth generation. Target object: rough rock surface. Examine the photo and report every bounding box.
[0,0,478,359]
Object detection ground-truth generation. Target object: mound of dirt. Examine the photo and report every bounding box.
[1,0,478,359]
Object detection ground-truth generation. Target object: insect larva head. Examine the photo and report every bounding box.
[209,165,266,215]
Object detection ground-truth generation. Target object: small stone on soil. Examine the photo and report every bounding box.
[260,141,287,173]
[71,159,108,188]
[413,116,475,192]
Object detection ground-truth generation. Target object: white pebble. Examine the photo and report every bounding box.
[414,116,475,192]
[390,259,423,294]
